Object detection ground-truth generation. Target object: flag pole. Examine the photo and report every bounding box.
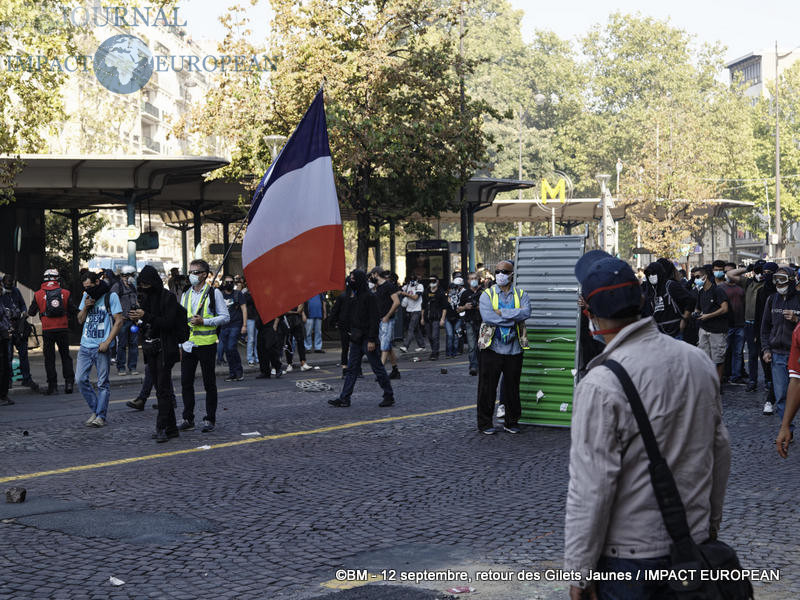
[191,213,249,317]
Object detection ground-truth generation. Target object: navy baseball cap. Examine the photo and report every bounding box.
[574,251,642,318]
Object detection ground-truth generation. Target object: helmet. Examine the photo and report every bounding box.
[120,265,136,275]
[43,269,59,282]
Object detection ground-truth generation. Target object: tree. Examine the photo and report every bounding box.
[44,211,108,287]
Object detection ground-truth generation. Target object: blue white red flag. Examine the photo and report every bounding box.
[242,90,345,323]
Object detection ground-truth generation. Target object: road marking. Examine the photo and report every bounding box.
[0,404,473,484]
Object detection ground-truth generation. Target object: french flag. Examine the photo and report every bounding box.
[242,90,345,324]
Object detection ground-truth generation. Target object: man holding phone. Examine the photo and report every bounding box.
[76,271,123,427]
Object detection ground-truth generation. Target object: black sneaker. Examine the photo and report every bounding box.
[378,397,395,407]
[389,367,401,380]
[224,375,237,382]
[503,425,521,434]
[0,396,14,406]
[64,381,74,394]
[178,420,195,431]
[155,429,168,443]
[43,383,58,396]
[328,398,350,407]
[481,427,497,435]
[469,369,477,376]
[429,354,439,361]
[201,420,215,433]
[126,398,146,411]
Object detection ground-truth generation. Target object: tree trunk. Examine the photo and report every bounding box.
[356,211,370,270]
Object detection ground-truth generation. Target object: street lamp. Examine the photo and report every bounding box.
[596,173,611,252]
[264,134,287,162]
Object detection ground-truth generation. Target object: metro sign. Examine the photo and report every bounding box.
[541,177,566,203]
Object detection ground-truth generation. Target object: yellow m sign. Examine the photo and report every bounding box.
[541,178,566,204]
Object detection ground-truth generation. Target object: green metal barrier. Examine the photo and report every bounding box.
[519,328,576,427]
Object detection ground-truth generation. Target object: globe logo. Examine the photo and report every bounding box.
[93,34,154,94]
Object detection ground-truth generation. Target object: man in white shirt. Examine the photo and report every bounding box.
[398,277,425,353]
[179,259,229,433]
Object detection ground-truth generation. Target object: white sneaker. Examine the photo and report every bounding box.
[85,413,97,426]
[301,364,313,372]
[91,416,106,427]
[496,404,505,419]
[284,365,293,373]
[415,347,425,353]
[399,346,408,353]
[270,368,277,376]
[763,401,774,415]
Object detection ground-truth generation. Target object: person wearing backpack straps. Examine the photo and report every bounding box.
[29,269,77,395]
[179,259,229,433]
[565,250,732,600]
[476,260,531,435]
[127,266,188,443]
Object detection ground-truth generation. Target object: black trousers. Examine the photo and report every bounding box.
[477,349,523,430]
[137,361,176,403]
[257,324,283,374]
[0,337,9,397]
[150,355,177,434]
[181,344,218,424]
[339,330,351,366]
[42,330,74,384]
[285,321,306,364]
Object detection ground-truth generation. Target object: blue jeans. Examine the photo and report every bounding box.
[595,555,675,599]
[772,352,792,429]
[726,326,744,379]
[219,326,243,377]
[444,319,462,357]
[246,319,258,363]
[378,318,395,352]
[464,321,478,370]
[339,340,393,402]
[115,320,139,372]
[76,346,111,420]
[304,317,323,351]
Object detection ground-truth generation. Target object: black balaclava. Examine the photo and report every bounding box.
[350,270,369,296]
[137,265,163,311]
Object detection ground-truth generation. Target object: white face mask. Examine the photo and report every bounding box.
[777,285,789,295]
[495,272,511,287]
[755,274,763,282]
[189,274,201,286]
[368,281,376,291]
[647,275,658,285]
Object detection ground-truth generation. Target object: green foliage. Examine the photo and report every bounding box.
[44,211,108,281]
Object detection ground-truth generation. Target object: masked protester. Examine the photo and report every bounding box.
[398,276,425,354]
[330,285,358,377]
[127,266,187,442]
[110,264,139,376]
[370,267,401,379]
[760,266,800,422]
[459,272,483,376]
[421,277,447,360]
[693,267,730,381]
[76,271,124,427]
[476,260,531,435]
[179,259,230,433]
[328,270,395,408]
[1,274,38,391]
[219,275,247,382]
[29,269,76,395]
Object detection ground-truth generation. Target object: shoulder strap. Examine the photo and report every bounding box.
[105,294,111,313]
[602,359,694,551]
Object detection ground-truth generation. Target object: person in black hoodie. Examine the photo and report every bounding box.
[329,270,394,407]
[760,266,800,418]
[128,266,188,442]
[641,261,690,339]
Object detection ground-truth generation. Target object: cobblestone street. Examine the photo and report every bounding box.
[0,352,798,599]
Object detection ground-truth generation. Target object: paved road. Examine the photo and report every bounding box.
[0,351,797,599]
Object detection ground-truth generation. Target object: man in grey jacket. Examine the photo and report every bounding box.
[565,250,731,600]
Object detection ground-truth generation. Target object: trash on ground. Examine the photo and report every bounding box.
[5,487,26,503]
[241,432,261,436]
[109,576,125,586]
[559,402,569,412]
[196,445,211,450]
[446,586,475,594]
[295,380,333,392]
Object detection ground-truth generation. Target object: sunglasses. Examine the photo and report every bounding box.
[495,269,513,275]
[188,270,206,276]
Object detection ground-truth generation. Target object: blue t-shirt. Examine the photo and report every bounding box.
[79,292,122,348]
[307,294,324,319]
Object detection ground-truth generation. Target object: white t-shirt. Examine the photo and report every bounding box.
[403,282,424,312]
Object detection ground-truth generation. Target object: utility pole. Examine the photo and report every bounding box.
[775,41,782,257]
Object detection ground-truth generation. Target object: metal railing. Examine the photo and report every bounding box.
[142,101,160,119]
[143,136,161,153]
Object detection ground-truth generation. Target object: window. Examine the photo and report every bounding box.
[731,58,761,86]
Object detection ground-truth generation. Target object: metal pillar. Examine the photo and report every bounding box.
[70,209,80,295]
[193,205,202,257]
[126,194,136,268]
[181,227,188,273]
[373,224,381,267]
[459,189,468,274]
[467,208,476,272]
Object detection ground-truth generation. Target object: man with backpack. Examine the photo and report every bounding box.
[179,259,229,433]
[127,266,188,442]
[76,271,124,427]
[28,269,76,395]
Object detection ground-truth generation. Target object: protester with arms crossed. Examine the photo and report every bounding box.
[476,260,531,435]
[76,272,123,427]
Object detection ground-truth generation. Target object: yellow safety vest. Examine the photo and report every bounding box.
[182,285,218,346]
[483,285,529,349]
